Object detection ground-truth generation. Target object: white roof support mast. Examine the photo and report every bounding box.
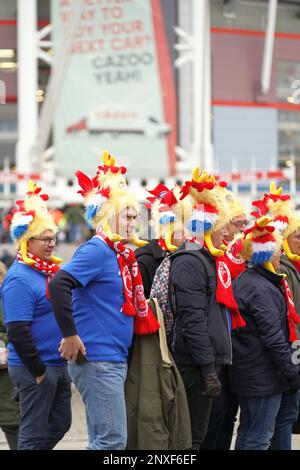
[16,0,85,192]
[175,0,213,174]
[261,0,278,95]
[16,0,38,179]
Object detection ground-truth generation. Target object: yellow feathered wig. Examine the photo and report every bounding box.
[147,184,193,252]
[9,180,61,266]
[218,184,246,221]
[238,216,282,273]
[75,150,146,247]
[180,167,231,257]
[263,182,300,262]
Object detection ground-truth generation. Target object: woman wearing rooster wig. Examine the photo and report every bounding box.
[2,181,71,450]
[49,151,159,450]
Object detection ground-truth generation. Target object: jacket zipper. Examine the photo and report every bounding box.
[225,308,233,364]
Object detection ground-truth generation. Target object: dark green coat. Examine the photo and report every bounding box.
[280,255,300,337]
[125,299,192,450]
[0,311,19,427]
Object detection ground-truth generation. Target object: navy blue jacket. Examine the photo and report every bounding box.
[230,264,299,396]
[169,245,232,370]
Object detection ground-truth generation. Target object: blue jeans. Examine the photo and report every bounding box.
[68,361,128,450]
[235,394,282,450]
[9,365,72,450]
[270,388,300,450]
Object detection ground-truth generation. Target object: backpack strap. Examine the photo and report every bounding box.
[170,244,216,295]
[168,245,216,320]
[148,298,173,366]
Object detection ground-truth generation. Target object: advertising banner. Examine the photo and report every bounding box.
[52,0,177,179]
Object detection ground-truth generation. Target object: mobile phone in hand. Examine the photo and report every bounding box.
[75,350,88,365]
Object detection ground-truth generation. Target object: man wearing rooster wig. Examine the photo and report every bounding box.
[231,216,300,450]
[248,182,300,447]
[2,181,71,450]
[135,183,193,298]
[168,167,246,449]
[49,151,159,450]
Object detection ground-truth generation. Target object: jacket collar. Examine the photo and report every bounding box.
[248,262,284,287]
[151,239,166,260]
[177,241,215,262]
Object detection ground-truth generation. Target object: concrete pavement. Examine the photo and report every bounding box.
[1,384,300,450]
[0,385,88,450]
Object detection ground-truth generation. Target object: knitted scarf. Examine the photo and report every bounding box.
[291,259,300,273]
[214,256,246,329]
[222,240,246,280]
[157,238,169,253]
[17,251,60,299]
[281,278,300,342]
[192,240,246,329]
[96,230,160,335]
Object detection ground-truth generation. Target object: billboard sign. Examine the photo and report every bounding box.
[52,0,177,179]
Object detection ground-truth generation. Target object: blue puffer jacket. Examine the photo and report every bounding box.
[230,264,299,396]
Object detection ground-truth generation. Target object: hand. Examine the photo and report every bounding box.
[0,346,8,367]
[287,374,300,394]
[36,373,46,385]
[202,372,222,398]
[59,335,86,363]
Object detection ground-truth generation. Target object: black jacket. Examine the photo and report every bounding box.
[169,244,232,370]
[230,264,299,396]
[135,240,166,299]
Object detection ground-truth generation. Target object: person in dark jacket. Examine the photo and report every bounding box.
[255,182,300,436]
[201,188,248,450]
[135,184,193,298]
[262,183,300,319]
[231,216,300,450]
[278,213,300,436]
[169,168,246,449]
[277,213,300,334]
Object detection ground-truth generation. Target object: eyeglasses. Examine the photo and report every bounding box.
[31,237,57,245]
[234,220,248,228]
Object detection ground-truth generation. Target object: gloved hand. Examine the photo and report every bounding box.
[287,374,300,394]
[201,372,222,398]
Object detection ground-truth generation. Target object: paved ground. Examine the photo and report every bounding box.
[1,243,300,451]
[0,385,88,450]
[1,385,300,450]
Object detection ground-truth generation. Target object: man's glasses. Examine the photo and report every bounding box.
[234,220,248,228]
[31,237,57,245]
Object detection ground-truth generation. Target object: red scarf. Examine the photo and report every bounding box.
[214,257,246,329]
[157,238,169,253]
[17,251,60,299]
[281,278,300,342]
[96,230,160,335]
[222,240,246,280]
[192,241,246,329]
[292,260,300,273]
